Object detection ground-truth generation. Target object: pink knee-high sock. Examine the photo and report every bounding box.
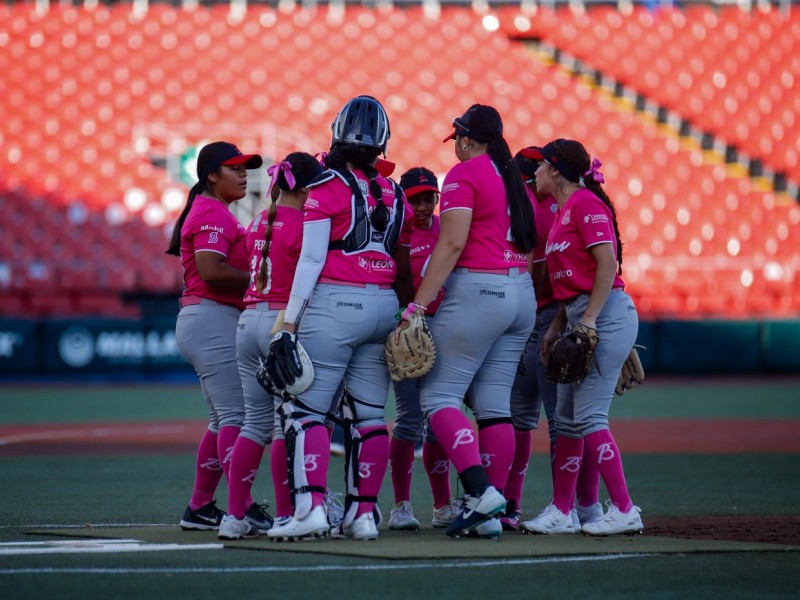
[300,424,332,509]
[189,429,223,510]
[227,436,265,519]
[576,440,601,507]
[354,426,390,518]
[478,422,515,493]
[503,429,532,508]
[584,429,633,512]
[217,426,240,483]
[551,435,584,515]
[423,440,452,508]
[428,408,482,474]
[270,439,293,518]
[389,438,416,504]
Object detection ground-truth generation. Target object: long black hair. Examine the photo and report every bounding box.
[325,143,389,232]
[165,181,204,256]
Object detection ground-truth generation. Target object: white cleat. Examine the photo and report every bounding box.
[388,501,421,531]
[581,505,643,536]
[342,513,379,541]
[520,503,579,535]
[466,517,502,540]
[576,501,604,526]
[431,499,461,528]
[267,505,329,542]
[218,514,258,540]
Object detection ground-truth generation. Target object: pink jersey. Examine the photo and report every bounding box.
[545,188,625,301]
[304,170,414,285]
[409,215,445,314]
[243,205,304,305]
[439,154,530,270]
[532,193,559,308]
[180,195,249,309]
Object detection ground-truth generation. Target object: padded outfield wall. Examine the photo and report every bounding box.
[0,317,799,377]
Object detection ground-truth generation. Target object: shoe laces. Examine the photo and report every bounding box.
[250,502,273,521]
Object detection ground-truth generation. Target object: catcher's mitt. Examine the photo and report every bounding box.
[546,323,600,384]
[615,346,645,396]
[385,305,436,382]
[264,331,314,396]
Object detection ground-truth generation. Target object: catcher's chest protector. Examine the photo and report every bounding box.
[313,168,404,256]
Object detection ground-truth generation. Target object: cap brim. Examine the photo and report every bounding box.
[402,184,439,197]
[222,154,263,169]
[375,158,396,177]
[519,147,543,160]
[442,131,457,143]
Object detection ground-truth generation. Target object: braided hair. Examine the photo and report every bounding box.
[255,152,324,292]
[546,139,624,273]
[325,143,389,232]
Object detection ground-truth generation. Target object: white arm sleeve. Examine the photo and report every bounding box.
[284,218,331,324]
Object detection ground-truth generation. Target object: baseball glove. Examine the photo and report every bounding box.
[546,323,600,384]
[264,331,314,396]
[615,346,645,396]
[385,306,436,382]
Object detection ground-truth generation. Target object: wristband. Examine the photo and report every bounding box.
[395,302,428,322]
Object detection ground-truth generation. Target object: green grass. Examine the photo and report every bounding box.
[1,379,799,599]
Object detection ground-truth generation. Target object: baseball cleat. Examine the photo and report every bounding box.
[520,503,578,535]
[499,499,522,531]
[576,501,604,526]
[581,505,643,536]
[465,517,502,540]
[342,513,379,541]
[267,505,329,542]
[431,499,461,528]
[179,500,225,531]
[218,514,258,540]
[245,502,274,534]
[388,501,421,531]
[446,486,506,538]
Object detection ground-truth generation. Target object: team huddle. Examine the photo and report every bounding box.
[167,95,645,543]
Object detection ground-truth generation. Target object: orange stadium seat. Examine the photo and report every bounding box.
[0,3,797,320]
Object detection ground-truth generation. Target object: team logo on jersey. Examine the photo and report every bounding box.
[305,198,319,209]
[545,240,571,254]
[208,232,219,244]
[561,209,571,225]
[584,213,609,224]
[442,182,460,194]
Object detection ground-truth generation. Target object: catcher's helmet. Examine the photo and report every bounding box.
[331,95,390,153]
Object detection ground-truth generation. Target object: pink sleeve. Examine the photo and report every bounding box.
[439,163,476,213]
[574,195,616,250]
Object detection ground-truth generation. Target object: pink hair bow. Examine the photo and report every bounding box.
[266,160,296,197]
[584,158,605,184]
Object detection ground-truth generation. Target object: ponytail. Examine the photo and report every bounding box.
[255,200,279,293]
[486,138,536,254]
[165,182,203,256]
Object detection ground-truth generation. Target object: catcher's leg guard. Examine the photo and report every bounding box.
[279,400,329,521]
[340,391,389,530]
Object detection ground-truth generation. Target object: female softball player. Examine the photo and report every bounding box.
[405,104,537,539]
[388,167,460,531]
[521,139,643,536]
[218,152,324,540]
[166,141,262,531]
[500,146,561,530]
[265,95,415,542]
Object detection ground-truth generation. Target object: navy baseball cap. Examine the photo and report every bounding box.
[399,167,439,198]
[197,141,263,184]
[514,146,544,181]
[442,104,503,144]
